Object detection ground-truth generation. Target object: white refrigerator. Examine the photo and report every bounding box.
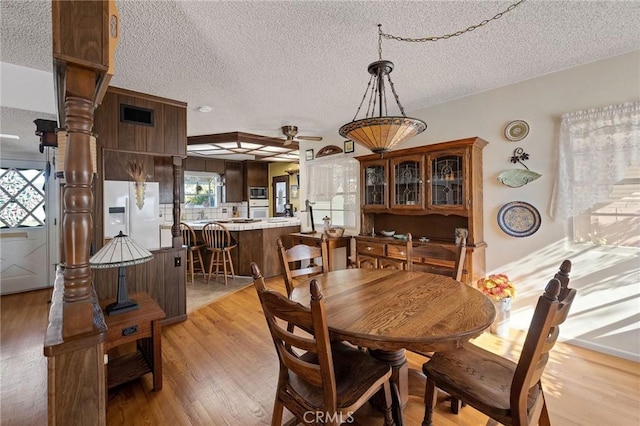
[103,180,160,250]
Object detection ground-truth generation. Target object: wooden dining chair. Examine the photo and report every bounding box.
[251,263,398,426]
[406,235,467,363]
[407,234,467,282]
[277,234,329,296]
[422,260,577,426]
[180,222,205,284]
[201,222,237,285]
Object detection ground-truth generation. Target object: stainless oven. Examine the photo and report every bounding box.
[249,186,268,199]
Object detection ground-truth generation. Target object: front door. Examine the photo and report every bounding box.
[0,162,54,294]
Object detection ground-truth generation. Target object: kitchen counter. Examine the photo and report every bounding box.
[169,217,300,231]
[162,217,301,277]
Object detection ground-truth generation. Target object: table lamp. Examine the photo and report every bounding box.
[90,231,153,315]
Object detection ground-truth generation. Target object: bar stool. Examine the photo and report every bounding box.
[201,222,237,285]
[179,222,205,284]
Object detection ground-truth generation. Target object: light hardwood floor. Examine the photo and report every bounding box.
[1,279,638,426]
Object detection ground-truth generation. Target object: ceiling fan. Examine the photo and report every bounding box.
[281,125,323,146]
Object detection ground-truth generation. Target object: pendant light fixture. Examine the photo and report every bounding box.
[339,25,426,155]
[339,1,525,154]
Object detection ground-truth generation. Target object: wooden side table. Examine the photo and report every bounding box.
[289,232,352,270]
[101,292,166,391]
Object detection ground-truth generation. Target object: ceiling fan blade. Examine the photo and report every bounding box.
[297,136,323,141]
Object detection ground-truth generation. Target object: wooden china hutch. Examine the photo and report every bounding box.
[355,137,488,283]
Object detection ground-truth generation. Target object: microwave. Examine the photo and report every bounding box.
[249,186,268,199]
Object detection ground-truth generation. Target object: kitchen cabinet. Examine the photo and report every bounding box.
[355,137,488,283]
[243,161,269,201]
[224,161,244,202]
[229,224,301,277]
[244,161,269,187]
[184,157,225,174]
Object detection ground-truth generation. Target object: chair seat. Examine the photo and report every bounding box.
[286,341,392,411]
[423,343,541,422]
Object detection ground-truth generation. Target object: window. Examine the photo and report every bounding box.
[0,167,46,228]
[572,166,640,247]
[184,172,221,208]
[306,157,359,230]
[552,101,640,249]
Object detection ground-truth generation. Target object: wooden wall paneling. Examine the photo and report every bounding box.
[163,103,187,156]
[235,230,263,277]
[94,91,118,149]
[172,156,184,234]
[162,248,187,323]
[228,231,240,276]
[205,159,225,174]
[92,248,186,324]
[102,151,130,181]
[185,157,206,172]
[154,156,174,204]
[116,94,137,151]
[47,344,106,425]
[117,95,164,153]
[145,100,164,153]
[51,1,106,66]
[262,225,301,277]
[102,151,155,182]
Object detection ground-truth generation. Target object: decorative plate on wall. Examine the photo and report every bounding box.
[497,201,541,237]
[504,120,530,141]
[497,169,542,187]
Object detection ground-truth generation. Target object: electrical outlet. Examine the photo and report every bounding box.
[174,257,181,267]
[222,208,228,213]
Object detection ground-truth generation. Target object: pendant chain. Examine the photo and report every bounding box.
[378,0,525,49]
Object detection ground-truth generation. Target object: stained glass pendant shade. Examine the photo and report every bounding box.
[339,60,426,154]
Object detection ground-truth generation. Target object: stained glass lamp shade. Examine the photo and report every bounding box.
[90,231,153,315]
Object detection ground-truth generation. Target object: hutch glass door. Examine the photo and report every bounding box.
[362,160,388,210]
[429,152,466,209]
[391,155,424,210]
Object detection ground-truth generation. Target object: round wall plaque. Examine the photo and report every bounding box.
[504,120,530,141]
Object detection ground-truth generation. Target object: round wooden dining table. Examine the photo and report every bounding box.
[290,268,496,407]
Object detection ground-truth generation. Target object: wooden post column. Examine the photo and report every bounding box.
[172,156,184,248]
[44,1,119,425]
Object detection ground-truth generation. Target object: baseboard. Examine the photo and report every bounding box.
[565,337,640,362]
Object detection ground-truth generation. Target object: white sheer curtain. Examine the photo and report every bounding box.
[306,155,358,201]
[551,101,640,220]
[306,155,359,230]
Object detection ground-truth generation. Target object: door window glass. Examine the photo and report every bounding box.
[0,168,46,228]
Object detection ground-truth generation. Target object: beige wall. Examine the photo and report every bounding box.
[300,51,640,361]
[268,162,299,215]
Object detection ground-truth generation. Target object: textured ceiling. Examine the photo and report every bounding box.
[1,0,639,160]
